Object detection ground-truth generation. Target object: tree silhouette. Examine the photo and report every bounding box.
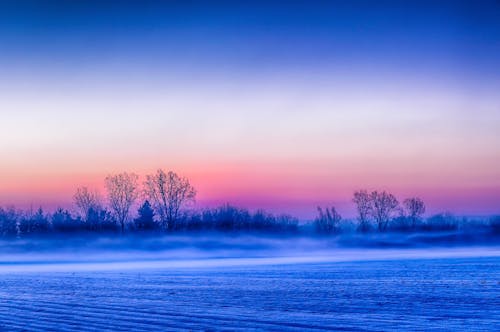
[134,200,157,231]
[20,207,49,235]
[353,190,372,232]
[370,191,399,232]
[86,206,116,232]
[105,172,139,233]
[144,169,196,230]
[0,207,19,237]
[52,208,83,233]
[73,187,101,221]
[403,197,426,229]
[315,206,341,233]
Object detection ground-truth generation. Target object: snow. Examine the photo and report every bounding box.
[0,237,498,331]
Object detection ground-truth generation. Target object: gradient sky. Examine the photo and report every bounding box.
[0,1,499,218]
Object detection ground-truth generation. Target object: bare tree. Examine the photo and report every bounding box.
[403,197,426,228]
[73,187,101,221]
[105,172,139,233]
[370,191,399,232]
[144,169,196,230]
[353,190,372,232]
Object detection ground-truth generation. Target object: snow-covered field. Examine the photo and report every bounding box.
[0,239,498,331]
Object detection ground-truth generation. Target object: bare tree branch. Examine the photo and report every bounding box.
[144,169,196,230]
[105,172,139,233]
[73,187,102,221]
[403,197,426,228]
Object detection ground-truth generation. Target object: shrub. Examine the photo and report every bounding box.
[19,208,50,235]
[0,207,19,237]
[315,207,341,234]
[51,208,85,233]
[423,213,458,231]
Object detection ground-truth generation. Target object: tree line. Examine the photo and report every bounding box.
[0,169,298,237]
[316,190,499,234]
[0,169,498,238]
[316,190,426,233]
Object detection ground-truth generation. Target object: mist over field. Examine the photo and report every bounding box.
[0,233,497,272]
[1,0,500,330]
[0,235,498,331]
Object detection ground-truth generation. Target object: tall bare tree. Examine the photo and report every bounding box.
[105,172,139,233]
[403,197,426,228]
[353,190,372,232]
[370,190,399,232]
[144,169,196,230]
[73,187,101,221]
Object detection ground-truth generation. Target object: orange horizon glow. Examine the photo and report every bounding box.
[1,158,499,218]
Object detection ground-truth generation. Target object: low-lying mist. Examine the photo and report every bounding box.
[0,232,498,273]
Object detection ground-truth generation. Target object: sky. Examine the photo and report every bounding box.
[0,0,499,218]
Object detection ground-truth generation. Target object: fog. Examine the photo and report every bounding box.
[1,234,498,273]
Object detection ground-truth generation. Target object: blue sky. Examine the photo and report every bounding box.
[0,1,499,217]
[2,1,498,77]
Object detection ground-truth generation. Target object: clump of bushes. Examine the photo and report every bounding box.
[489,216,500,234]
[0,203,299,238]
[421,213,458,231]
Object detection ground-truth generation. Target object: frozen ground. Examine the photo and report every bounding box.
[0,238,498,331]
